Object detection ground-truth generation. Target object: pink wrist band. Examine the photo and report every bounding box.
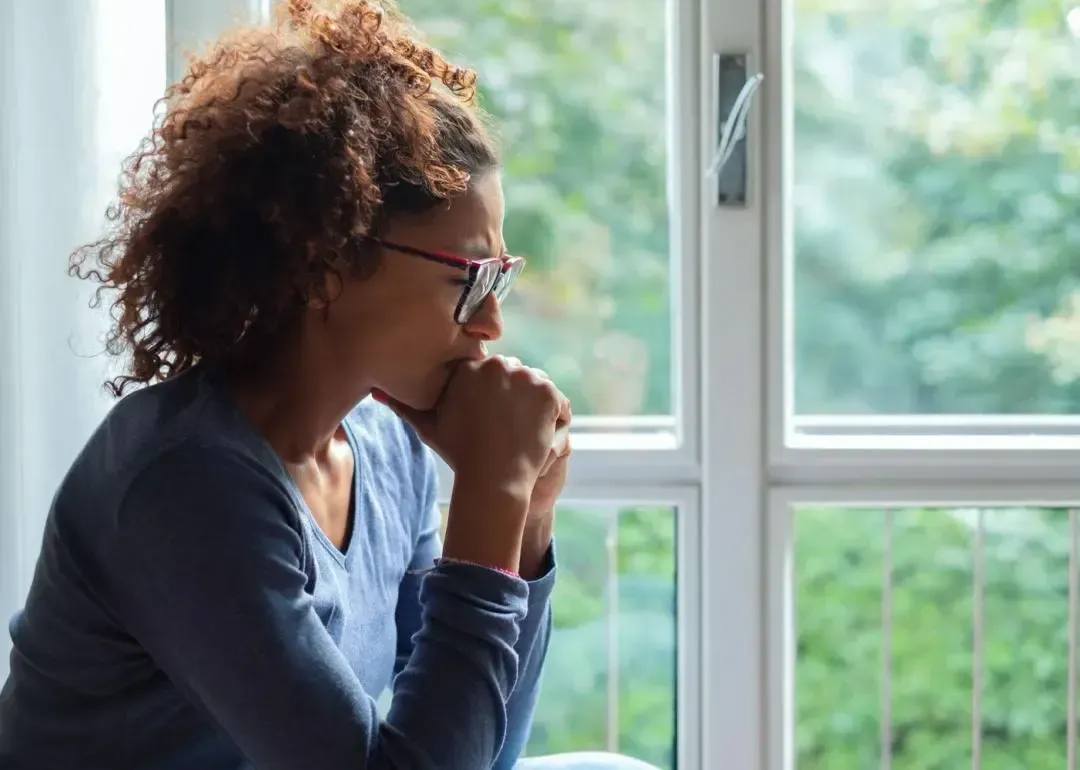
[433,557,519,579]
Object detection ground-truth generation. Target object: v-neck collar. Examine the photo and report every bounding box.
[298,419,362,566]
[200,367,363,569]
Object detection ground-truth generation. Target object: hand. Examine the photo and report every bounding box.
[374,357,571,575]
[530,423,572,517]
[373,356,566,494]
[518,431,572,579]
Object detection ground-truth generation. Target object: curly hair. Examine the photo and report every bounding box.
[71,0,500,396]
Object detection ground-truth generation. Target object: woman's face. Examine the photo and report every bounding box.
[322,171,511,411]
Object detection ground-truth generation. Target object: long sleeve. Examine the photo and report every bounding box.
[106,442,533,770]
[393,451,557,770]
[492,547,555,770]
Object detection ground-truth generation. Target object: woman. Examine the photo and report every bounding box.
[0,1,661,769]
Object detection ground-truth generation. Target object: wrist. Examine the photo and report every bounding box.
[442,475,531,574]
[519,515,554,581]
[454,467,535,505]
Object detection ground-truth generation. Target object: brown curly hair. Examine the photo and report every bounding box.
[71,0,500,396]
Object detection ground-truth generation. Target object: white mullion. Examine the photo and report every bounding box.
[764,0,792,485]
[970,509,985,770]
[765,490,794,770]
[771,443,1080,488]
[674,486,704,770]
[700,0,767,767]
[605,507,621,755]
[668,0,704,474]
[771,484,1080,510]
[1069,509,1079,770]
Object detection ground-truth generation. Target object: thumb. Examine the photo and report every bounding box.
[371,388,436,440]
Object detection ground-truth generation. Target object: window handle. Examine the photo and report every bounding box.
[707,54,764,207]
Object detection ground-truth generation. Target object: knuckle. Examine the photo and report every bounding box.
[508,365,534,384]
[540,379,560,404]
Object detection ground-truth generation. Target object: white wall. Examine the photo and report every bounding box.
[0,0,166,680]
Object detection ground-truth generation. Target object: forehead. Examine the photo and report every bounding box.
[383,172,505,258]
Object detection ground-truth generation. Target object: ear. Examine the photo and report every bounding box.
[303,244,347,310]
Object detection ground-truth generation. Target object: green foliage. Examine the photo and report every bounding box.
[532,506,676,768]
[797,508,1072,769]
[792,0,1080,414]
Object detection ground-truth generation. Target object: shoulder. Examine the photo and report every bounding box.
[63,370,292,511]
[114,438,300,538]
[55,373,301,555]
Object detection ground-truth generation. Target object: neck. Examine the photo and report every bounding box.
[225,325,369,464]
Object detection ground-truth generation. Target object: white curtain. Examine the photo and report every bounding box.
[0,0,167,680]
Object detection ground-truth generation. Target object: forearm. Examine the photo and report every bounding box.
[443,475,530,574]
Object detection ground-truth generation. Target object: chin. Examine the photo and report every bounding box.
[379,372,447,413]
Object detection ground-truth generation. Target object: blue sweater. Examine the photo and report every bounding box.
[0,368,555,770]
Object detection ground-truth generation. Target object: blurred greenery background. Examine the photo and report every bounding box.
[404,0,1080,766]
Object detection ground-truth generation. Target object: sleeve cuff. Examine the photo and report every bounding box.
[424,560,530,621]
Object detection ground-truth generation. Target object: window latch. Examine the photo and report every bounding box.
[707,54,764,207]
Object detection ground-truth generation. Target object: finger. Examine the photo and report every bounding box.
[549,389,572,439]
[539,446,560,477]
[555,394,572,426]
[525,365,551,382]
[539,439,572,477]
[551,421,571,455]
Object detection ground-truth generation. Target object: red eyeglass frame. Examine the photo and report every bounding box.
[363,236,526,324]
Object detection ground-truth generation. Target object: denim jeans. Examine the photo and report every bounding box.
[516,752,662,770]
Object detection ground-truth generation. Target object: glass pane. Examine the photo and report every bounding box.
[794,506,1073,769]
[402,0,673,418]
[791,1,1080,415]
[438,504,678,767]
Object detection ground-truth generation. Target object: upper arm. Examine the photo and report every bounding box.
[108,446,384,770]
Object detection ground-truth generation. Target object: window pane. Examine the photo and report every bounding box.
[438,504,678,767]
[791,1,1080,416]
[794,506,1073,769]
[402,0,673,418]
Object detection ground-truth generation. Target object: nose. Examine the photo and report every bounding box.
[463,292,504,342]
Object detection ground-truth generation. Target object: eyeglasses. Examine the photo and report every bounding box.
[365,237,526,324]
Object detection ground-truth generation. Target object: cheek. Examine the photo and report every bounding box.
[370,303,458,362]
[333,277,460,375]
